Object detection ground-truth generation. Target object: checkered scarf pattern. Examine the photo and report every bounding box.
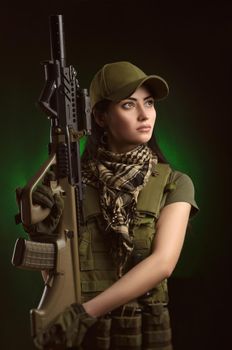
[82,144,157,277]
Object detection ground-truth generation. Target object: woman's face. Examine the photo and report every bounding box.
[96,85,156,153]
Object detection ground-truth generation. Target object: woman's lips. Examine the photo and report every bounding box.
[136,125,151,132]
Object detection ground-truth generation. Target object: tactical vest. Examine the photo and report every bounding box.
[79,163,174,350]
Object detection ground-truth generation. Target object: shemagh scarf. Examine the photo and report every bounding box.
[82,144,157,277]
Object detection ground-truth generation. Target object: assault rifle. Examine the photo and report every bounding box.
[11,14,91,345]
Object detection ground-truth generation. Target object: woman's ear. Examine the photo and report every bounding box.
[93,110,106,128]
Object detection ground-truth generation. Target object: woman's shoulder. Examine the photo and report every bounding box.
[162,166,199,217]
[168,168,195,185]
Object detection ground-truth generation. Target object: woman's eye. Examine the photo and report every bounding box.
[145,99,155,107]
[122,102,134,109]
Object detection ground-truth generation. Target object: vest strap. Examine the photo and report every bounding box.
[136,163,172,216]
[95,317,112,350]
[83,184,101,219]
[112,315,142,329]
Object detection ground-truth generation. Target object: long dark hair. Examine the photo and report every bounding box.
[81,99,168,164]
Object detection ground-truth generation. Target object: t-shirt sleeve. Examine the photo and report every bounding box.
[164,171,199,217]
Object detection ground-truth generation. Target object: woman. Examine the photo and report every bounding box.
[34,61,198,350]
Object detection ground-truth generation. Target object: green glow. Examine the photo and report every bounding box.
[80,135,87,154]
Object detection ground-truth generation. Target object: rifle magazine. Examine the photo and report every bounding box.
[12,238,56,270]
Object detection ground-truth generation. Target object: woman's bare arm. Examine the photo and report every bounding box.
[83,201,191,317]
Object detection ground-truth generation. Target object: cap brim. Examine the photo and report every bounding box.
[107,75,169,102]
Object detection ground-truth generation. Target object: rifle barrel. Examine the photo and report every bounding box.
[50,15,66,67]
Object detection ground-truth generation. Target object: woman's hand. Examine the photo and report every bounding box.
[34,303,97,349]
[23,171,64,242]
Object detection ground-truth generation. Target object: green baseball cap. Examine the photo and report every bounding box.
[90,61,169,109]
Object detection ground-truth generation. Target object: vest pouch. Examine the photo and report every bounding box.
[82,316,112,350]
[111,314,142,349]
[142,303,172,350]
[80,217,118,296]
[96,317,112,350]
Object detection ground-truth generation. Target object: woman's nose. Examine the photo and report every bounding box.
[137,105,148,120]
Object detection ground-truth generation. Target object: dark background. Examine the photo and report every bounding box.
[1,1,231,349]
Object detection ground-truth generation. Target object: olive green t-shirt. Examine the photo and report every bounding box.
[164,171,199,217]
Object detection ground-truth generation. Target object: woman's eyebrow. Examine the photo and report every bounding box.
[123,95,153,101]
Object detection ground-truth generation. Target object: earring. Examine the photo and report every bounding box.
[100,131,108,145]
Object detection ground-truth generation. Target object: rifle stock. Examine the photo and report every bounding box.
[11,14,90,345]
